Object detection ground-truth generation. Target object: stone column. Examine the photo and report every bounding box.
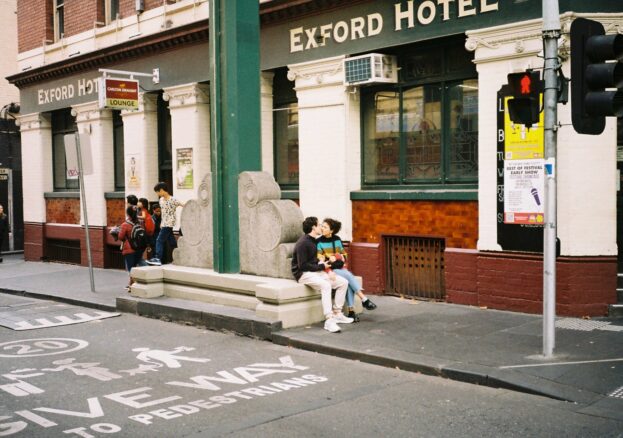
[71,102,114,267]
[16,112,52,261]
[163,83,210,206]
[288,55,361,240]
[260,71,275,175]
[120,92,159,200]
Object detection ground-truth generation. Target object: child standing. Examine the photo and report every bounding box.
[146,182,185,266]
[118,206,147,289]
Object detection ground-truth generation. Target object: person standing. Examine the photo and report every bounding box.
[0,204,8,263]
[292,216,353,333]
[118,206,147,289]
[147,182,185,266]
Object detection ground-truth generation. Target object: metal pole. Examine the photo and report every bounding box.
[542,0,560,357]
[7,169,14,251]
[75,133,96,293]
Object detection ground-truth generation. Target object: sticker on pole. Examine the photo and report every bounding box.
[99,77,139,110]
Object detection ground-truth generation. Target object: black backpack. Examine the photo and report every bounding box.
[126,220,148,251]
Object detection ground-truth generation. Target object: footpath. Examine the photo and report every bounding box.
[1,253,622,421]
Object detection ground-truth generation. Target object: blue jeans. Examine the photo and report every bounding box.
[155,226,177,261]
[334,269,361,308]
[124,251,147,272]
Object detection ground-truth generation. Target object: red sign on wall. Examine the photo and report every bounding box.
[98,78,139,110]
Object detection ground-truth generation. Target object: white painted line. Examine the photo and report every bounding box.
[500,358,623,369]
[609,386,623,399]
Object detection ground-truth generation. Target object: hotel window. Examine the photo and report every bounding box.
[100,0,119,23]
[361,40,478,186]
[54,0,64,41]
[52,109,78,191]
[273,68,299,188]
[113,110,125,191]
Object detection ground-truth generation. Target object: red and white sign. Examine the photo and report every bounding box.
[98,77,139,110]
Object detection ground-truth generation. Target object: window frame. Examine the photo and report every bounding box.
[54,0,64,41]
[51,109,78,192]
[112,110,125,191]
[360,39,478,189]
[272,68,299,189]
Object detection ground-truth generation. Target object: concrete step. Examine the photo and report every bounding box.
[608,303,623,318]
[117,295,282,340]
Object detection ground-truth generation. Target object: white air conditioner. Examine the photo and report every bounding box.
[343,54,398,86]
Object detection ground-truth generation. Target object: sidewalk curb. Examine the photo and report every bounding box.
[0,287,117,312]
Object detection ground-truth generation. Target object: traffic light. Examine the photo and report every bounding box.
[507,71,541,127]
[570,18,623,135]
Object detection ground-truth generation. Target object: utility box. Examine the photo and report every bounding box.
[343,53,398,86]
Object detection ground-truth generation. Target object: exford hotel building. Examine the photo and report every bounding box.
[7,0,623,316]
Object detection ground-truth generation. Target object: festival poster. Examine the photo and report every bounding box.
[503,159,545,225]
[176,148,193,189]
[503,96,545,160]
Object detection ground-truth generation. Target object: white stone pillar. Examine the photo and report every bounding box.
[120,92,159,200]
[71,102,113,226]
[288,55,361,240]
[261,71,275,175]
[162,83,210,205]
[16,112,52,223]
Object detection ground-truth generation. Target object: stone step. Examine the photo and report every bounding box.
[608,304,623,318]
[117,295,282,340]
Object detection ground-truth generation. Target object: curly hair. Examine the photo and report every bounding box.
[323,218,342,234]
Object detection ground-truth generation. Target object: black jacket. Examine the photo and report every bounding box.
[291,234,323,281]
[0,214,8,238]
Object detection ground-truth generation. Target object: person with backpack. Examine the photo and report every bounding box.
[138,197,156,257]
[147,182,185,266]
[118,205,148,289]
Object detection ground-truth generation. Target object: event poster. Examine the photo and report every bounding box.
[503,96,544,160]
[503,159,545,225]
[176,148,193,189]
[126,154,140,189]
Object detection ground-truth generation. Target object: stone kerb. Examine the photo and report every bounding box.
[238,171,303,278]
[173,173,214,268]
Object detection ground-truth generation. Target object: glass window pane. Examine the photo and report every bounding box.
[403,85,441,180]
[51,109,78,191]
[401,47,443,82]
[362,90,400,183]
[447,79,479,180]
[113,111,125,191]
[274,103,299,186]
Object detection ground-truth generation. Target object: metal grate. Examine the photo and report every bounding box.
[384,235,445,300]
[46,239,81,265]
[344,57,372,83]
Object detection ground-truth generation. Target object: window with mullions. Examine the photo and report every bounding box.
[52,109,78,191]
[98,0,120,24]
[362,43,478,186]
[54,0,64,41]
[273,68,299,188]
[113,110,124,191]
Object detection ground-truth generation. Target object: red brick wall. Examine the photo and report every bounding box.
[107,199,125,226]
[445,250,617,317]
[64,0,99,38]
[352,200,478,249]
[46,198,80,224]
[17,0,53,53]
[118,0,175,19]
[24,222,45,261]
[81,227,106,268]
[349,243,382,294]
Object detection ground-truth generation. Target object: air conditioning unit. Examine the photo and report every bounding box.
[343,54,398,86]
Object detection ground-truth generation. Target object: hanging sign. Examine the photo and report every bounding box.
[98,77,139,110]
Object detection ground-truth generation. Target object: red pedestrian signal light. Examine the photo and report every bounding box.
[506,71,541,127]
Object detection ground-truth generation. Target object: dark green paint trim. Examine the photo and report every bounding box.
[351,189,478,201]
[44,192,80,199]
[104,192,126,199]
[280,190,300,200]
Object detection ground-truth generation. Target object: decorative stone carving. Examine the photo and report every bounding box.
[172,173,213,268]
[239,171,303,279]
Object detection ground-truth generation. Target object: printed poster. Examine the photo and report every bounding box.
[503,96,544,160]
[503,159,545,225]
[176,148,193,189]
[127,154,140,189]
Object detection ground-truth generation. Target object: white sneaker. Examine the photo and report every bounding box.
[324,318,341,333]
[333,313,354,324]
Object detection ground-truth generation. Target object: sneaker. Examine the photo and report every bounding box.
[347,310,360,323]
[333,313,354,324]
[363,299,377,310]
[324,318,341,333]
[146,258,162,266]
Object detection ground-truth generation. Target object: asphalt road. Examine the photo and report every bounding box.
[0,304,621,437]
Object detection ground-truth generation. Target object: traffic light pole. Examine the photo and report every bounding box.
[542,0,561,357]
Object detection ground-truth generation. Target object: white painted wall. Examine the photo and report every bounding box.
[0,0,18,107]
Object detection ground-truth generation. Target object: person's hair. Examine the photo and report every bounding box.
[126,205,138,222]
[153,182,169,194]
[151,204,161,214]
[126,194,138,206]
[323,218,342,235]
[138,197,149,210]
[302,216,318,234]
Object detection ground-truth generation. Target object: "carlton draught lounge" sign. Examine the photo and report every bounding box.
[98,77,139,111]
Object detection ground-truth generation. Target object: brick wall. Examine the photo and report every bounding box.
[349,242,382,294]
[445,250,617,317]
[17,0,53,53]
[46,198,81,224]
[352,200,478,249]
[64,0,99,37]
[107,198,125,226]
[81,226,106,268]
[118,0,175,19]
[24,222,45,261]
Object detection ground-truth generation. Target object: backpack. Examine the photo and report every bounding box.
[126,220,149,251]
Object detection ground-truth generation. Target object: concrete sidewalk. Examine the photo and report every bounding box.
[1,253,622,419]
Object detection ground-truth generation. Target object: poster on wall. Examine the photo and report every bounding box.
[176,148,193,189]
[503,96,544,160]
[503,159,545,225]
[127,154,140,189]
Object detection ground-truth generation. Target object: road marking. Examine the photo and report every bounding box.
[11,311,120,331]
[609,386,623,399]
[499,358,623,369]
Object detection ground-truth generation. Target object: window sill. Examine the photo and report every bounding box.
[105,191,126,199]
[280,190,299,200]
[44,192,80,199]
[351,189,478,201]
